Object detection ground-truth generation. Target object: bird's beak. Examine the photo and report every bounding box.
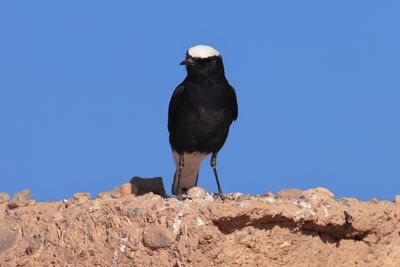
[179,59,188,65]
[180,58,195,66]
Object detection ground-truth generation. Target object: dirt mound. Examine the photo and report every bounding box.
[1,183,400,266]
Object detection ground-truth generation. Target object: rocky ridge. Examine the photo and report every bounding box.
[1,180,400,266]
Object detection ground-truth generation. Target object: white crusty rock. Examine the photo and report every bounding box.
[187,187,208,200]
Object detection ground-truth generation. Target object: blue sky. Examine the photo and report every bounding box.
[0,1,399,201]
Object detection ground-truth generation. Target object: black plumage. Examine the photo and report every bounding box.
[168,45,238,197]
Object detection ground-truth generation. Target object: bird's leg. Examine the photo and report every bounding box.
[211,153,224,199]
[176,153,184,199]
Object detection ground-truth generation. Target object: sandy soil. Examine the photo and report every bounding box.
[1,184,400,266]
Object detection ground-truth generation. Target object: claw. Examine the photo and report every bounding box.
[175,192,188,201]
[213,192,225,201]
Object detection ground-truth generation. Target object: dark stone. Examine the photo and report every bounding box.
[130,176,166,197]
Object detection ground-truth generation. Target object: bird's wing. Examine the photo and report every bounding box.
[229,85,238,121]
[168,84,185,133]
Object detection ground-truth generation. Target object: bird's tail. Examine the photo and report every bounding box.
[171,152,207,195]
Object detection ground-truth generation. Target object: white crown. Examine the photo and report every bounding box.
[187,45,220,59]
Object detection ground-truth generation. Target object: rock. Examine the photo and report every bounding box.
[26,237,41,255]
[1,186,400,266]
[151,201,164,211]
[96,192,112,199]
[370,198,379,203]
[88,206,100,213]
[129,207,141,218]
[263,192,274,197]
[394,195,400,204]
[73,192,90,203]
[111,183,138,198]
[276,188,304,199]
[0,225,18,254]
[8,189,32,209]
[187,187,207,199]
[280,241,291,248]
[226,192,244,201]
[143,225,175,249]
[236,194,254,201]
[303,187,334,201]
[0,192,9,204]
[130,176,166,197]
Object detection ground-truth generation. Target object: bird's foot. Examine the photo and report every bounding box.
[173,189,189,201]
[213,192,225,201]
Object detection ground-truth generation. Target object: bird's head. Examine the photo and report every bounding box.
[180,45,225,77]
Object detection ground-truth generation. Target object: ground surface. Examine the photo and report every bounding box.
[1,184,400,266]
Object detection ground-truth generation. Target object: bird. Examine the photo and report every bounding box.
[168,45,238,198]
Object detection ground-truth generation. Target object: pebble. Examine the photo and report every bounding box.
[187,187,207,199]
[263,192,274,197]
[73,192,91,203]
[130,176,166,197]
[0,225,18,254]
[97,192,112,199]
[303,187,334,201]
[276,189,304,199]
[8,189,32,209]
[26,237,41,255]
[226,192,243,201]
[370,198,379,203]
[129,207,141,218]
[143,225,176,249]
[89,206,101,213]
[111,183,138,198]
[0,192,9,204]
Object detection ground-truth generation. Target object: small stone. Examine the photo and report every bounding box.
[303,187,334,201]
[151,201,164,211]
[111,191,121,198]
[263,192,274,197]
[8,189,32,209]
[97,192,112,199]
[129,207,141,218]
[237,194,252,201]
[276,188,304,199]
[297,200,312,209]
[73,192,91,203]
[0,225,18,254]
[313,187,334,198]
[263,197,275,203]
[0,192,9,204]
[88,206,100,213]
[225,192,243,201]
[111,183,138,198]
[143,225,176,249]
[279,241,291,248]
[26,237,41,255]
[187,187,207,199]
[370,198,379,203]
[234,229,252,244]
[394,195,400,204]
[130,176,166,197]
[196,217,204,226]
